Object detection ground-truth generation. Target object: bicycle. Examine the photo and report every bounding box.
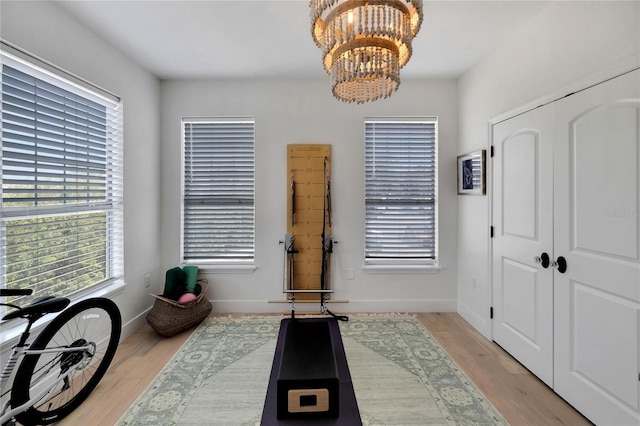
[0,288,121,425]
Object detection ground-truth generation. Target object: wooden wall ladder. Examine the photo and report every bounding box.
[283,144,344,320]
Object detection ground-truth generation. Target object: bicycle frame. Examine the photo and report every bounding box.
[0,333,93,425]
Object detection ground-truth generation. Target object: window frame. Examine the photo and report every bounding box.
[363,117,439,270]
[180,117,256,269]
[0,49,124,309]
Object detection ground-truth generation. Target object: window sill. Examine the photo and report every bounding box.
[189,264,258,274]
[1,280,126,352]
[72,279,126,301]
[362,264,442,274]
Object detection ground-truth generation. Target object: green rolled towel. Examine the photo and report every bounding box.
[163,267,186,300]
[182,265,199,294]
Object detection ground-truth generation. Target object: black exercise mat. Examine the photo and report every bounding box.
[260,317,362,426]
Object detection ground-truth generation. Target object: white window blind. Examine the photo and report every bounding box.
[1,52,123,306]
[365,119,437,263]
[182,119,255,262]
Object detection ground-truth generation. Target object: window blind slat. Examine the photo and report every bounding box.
[365,119,437,262]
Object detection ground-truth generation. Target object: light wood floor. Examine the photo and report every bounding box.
[59,312,591,425]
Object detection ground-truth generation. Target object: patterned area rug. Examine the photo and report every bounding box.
[117,315,508,425]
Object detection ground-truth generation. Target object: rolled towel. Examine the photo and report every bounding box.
[162,267,186,300]
[182,265,199,294]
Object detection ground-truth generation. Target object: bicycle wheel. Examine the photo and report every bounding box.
[11,297,121,425]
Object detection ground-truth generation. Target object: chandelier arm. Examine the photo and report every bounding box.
[331,38,399,64]
[324,0,410,28]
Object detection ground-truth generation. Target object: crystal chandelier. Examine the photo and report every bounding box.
[310,0,423,103]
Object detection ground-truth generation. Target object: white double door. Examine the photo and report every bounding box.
[492,69,640,425]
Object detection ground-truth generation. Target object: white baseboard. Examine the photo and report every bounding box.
[211,299,457,314]
[457,300,492,339]
[119,307,151,342]
[343,299,457,312]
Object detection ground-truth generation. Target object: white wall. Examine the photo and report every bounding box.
[12,1,632,331]
[161,78,459,313]
[1,1,163,337]
[457,1,640,337]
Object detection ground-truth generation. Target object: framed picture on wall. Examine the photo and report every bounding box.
[457,150,486,195]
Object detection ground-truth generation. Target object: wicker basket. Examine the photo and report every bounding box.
[146,279,212,337]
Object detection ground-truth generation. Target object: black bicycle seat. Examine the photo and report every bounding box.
[2,297,70,321]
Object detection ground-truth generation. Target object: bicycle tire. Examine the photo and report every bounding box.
[11,297,121,425]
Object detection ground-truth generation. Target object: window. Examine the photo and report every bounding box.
[1,51,123,307]
[182,118,255,263]
[364,118,437,265]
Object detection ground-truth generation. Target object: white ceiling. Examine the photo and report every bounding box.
[56,0,552,80]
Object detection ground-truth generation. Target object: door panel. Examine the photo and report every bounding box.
[572,102,639,259]
[492,106,554,386]
[572,282,638,409]
[503,132,539,240]
[554,69,640,425]
[502,259,541,343]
